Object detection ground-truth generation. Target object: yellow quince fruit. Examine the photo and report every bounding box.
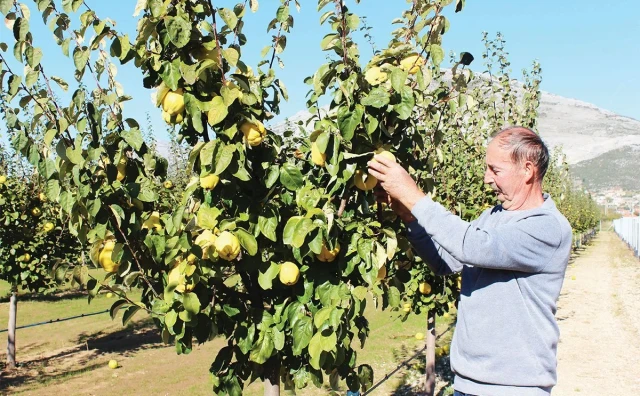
[365,66,387,85]
[162,110,184,125]
[195,229,217,260]
[400,54,425,74]
[200,173,220,190]
[43,222,55,233]
[240,121,267,146]
[116,157,127,182]
[279,261,300,286]
[142,211,163,231]
[354,170,377,191]
[162,88,185,116]
[316,243,340,262]
[418,282,432,295]
[311,142,326,167]
[98,239,119,273]
[214,231,241,261]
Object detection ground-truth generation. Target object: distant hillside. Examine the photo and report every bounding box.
[571,145,640,191]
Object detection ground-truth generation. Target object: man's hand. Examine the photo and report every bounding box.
[374,187,416,223]
[368,154,425,212]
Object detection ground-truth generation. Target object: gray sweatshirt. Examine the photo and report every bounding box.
[406,193,572,396]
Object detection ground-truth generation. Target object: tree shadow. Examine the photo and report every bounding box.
[0,289,88,303]
[0,318,165,392]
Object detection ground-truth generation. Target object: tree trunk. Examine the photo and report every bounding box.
[425,310,436,396]
[264,357,280,396]
[7,285,17,369]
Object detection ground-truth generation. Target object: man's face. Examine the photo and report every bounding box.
[484,140,527,210]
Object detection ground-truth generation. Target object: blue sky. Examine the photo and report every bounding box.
[2,0,639,143]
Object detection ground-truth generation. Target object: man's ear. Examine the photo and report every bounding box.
[523,160,536,183]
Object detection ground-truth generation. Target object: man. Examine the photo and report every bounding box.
[368,126,572,396]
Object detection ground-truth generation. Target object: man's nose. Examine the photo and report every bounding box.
[484,169,492,185]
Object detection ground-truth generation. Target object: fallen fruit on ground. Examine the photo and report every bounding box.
[108,359,118,369]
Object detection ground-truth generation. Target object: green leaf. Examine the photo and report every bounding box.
[308,330,337,370]
[214,144,235,175]
[390,68,407,92]
[166,16,191,48]
[276,5,289,23]
[0,0,12,15]
[235,227,257,256]
[320,33,339,51]
[352,286,367,301]
[249,328,274,364]
[258,261,280,290]
[25,46,43,68]
[313,307,333,328]
[394,86,415,120]
[122,305,142,327]
[110,299,128,320]
[13,17,29,41]
[218,8,238,30]
[51,76,69,91]
[346,14,360,29]
[183,293,200,315]
[165,310,178,328]
[292,316,313,355]
[222,47,239,67]
[258,209,278,242]
[361,88,390,108]
[273,328,285,351]
[282,216,315,248]
[197,204,221,229]
[161,61,181,91]
[429,44,444,66]
[73,46,90,72]
[207,96,228,126]
[356,364,373,392]
[122,128,144,151]
[279,163,303,191]
[337,105,363,142]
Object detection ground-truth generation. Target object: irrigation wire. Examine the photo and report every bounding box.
[0,309,109,333]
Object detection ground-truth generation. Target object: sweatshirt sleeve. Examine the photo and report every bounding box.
[406,220,464,275]
[410,196,562,273]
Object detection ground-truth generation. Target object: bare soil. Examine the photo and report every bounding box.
[554,231,640,395]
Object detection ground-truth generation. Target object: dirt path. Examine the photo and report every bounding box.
[554,231,640,395]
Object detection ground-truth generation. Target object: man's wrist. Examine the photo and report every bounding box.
[402,188,427,212]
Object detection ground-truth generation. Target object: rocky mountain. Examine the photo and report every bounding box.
[571,145,640,191]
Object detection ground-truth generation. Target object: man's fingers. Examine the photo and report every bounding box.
[367,167,384,181]
[372,154,393,167]
[367,159,386,173]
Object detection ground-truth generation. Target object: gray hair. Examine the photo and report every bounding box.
[490,126,549,182]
